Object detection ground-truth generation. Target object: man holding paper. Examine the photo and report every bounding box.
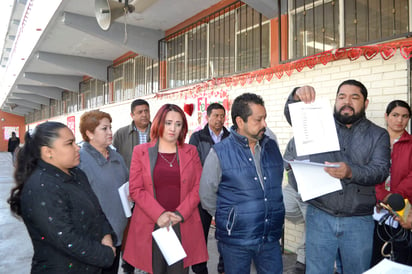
[284,79,390,274]
[200,93,285,274]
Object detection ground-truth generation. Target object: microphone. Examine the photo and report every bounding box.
[379,193,405,220]
[387,193,406,211]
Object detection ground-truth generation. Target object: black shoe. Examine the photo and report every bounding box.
[122,261,135,273]
[217,255,224,273]
[294,261,305,274]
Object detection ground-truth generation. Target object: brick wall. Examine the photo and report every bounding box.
[0,111,26,152]
[28,53,410,254]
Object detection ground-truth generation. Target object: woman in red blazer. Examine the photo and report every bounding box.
[123,104,208,274]
[371,100,412,266]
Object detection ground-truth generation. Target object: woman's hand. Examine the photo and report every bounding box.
[157,211,173,228]
[101,234,116,256]
[157,211,183,229]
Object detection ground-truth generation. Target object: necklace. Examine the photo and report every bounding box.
[158,152,177,167]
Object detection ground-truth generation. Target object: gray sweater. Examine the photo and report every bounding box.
[79,142,129,246]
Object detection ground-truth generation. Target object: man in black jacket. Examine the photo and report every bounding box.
[284,80,390,274]
[189,103,230,274]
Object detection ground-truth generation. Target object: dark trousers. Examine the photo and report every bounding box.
[370,221,412,267]
[152,224,188,274]
[103,245,121,274]
[191,204,224,274]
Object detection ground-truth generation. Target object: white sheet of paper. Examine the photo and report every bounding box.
[287,160,342,201]
[288,100,340,156]
[152,226,187,265]
[363,258,412,273]
[118,182,133,218]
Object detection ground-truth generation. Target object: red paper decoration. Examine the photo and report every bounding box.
[400,44,412,59]
[347,48,363,61]
[265,70,274,82]
[363,46,379,60]
[305,56,318,69]
[380,46,396,60]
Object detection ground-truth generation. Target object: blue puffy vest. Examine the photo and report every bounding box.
[214,129,285,246]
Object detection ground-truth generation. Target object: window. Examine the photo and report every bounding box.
[62,91,78,114]
[344,0,409,46]
[79,79,106,110]
[289,0,339,59]
[288,0,409,59]
[108,56,157,102]
[160,1,270,90]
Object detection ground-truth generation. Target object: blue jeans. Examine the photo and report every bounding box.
[218,240,282,274]
[306,205,374,274]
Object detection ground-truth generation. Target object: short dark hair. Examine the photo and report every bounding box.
[150,104,188,146]
[386,100,411,117]
[231,93,264,129]
[131,99,149,113]
[337,79,368,101]
[207,103,225,116]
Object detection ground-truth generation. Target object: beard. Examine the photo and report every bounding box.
[334,105,366,125]
[252,127,266,140]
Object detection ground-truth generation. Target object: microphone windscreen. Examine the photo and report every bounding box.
[387,193,405,211]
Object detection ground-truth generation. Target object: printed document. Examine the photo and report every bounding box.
[286,160,342,201]
[118,182,133,218]
[152,226,187,265]
[288,99,340,156]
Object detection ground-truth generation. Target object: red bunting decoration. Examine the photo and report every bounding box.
[380,46,396,60]
[274,65,284,79]
[294,60,306,72]
[265,70,274,82]
[400,44,412,59]
[256,72,264,83]
[363,46,379,60]
[305,56,318,69]
[319,51,332,65]
[347,48,363,61]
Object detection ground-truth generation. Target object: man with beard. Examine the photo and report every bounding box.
[284,79,390,274]
[199,93,285,274]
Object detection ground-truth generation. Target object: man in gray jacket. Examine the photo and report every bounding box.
[189,103,230,274]
[112,98,151,274]
[113,99,151,169]
[284,80,390,274]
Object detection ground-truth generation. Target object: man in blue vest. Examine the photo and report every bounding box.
[199,93,285,274]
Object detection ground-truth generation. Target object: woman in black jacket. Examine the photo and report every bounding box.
[8,121,116,273]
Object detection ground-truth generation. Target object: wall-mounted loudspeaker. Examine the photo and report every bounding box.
[95,0,159,31]
[95,0,134,31]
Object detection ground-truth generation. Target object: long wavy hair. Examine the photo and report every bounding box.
[8,121,67,217]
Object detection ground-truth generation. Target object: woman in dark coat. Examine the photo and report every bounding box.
[8,121,116,273]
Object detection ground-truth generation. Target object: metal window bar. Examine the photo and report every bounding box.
[159,1,269,90]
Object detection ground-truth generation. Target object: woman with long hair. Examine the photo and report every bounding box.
[371,100,412,266]
[78,110,129,274]
[8,121,116,273]
[123,104,208,274]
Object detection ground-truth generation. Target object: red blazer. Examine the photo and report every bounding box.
[375,131,412,202]
[123,141,208,273]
